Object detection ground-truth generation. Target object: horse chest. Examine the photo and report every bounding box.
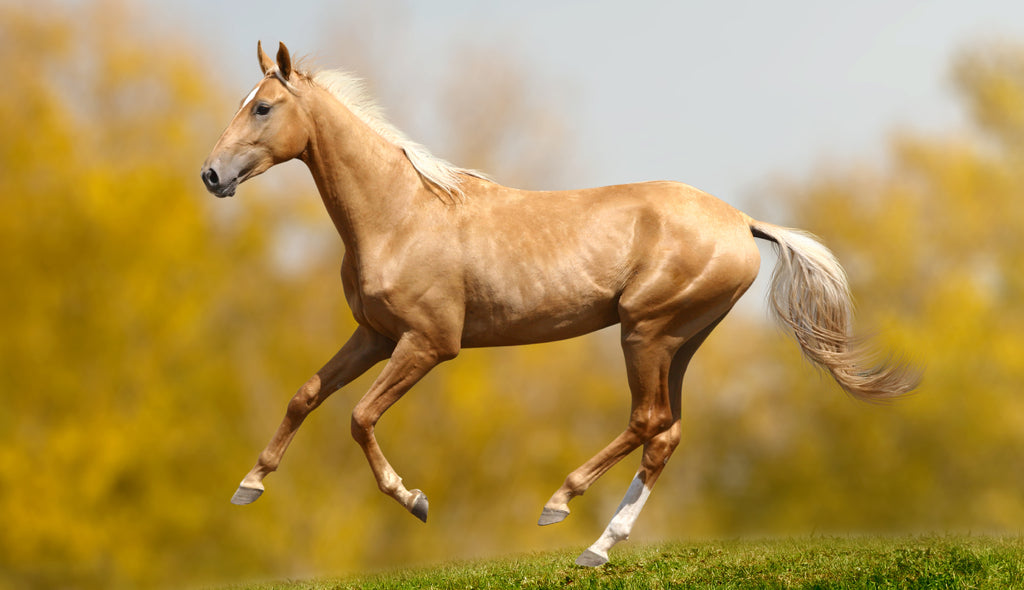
[341,255,459,338]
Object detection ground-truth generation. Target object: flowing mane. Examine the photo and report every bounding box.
[308,69,489,198]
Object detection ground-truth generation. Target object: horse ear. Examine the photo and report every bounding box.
[276,42,293,80]
[257,41,275,75]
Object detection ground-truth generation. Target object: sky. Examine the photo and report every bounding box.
[169,0,1024,206]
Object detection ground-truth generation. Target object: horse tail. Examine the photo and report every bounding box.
[749,219,920,402]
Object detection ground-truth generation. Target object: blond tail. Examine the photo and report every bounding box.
[750,221,920,402]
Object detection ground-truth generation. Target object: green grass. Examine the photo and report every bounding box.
[228,535,1024,589]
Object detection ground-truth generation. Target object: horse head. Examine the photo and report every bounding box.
[201,42,309,197]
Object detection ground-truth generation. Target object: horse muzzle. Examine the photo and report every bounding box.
[200,165,238,198]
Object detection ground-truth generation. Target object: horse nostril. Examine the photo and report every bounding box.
[202,168,220,188]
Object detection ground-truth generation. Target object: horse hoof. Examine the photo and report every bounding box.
[575,548,609,567]
[537,507,569,526]
[410,490,429,523]
[231,485,264,505]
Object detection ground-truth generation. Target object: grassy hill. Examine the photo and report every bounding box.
[226,535,1024,589]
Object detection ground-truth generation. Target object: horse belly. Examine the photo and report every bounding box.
[460,265,623,347]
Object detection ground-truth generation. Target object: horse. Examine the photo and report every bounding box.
[201,42,919,566]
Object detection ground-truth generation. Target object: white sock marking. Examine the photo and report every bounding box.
[586,473,652,559]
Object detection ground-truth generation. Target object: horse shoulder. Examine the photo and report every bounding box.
[341,229,468,349]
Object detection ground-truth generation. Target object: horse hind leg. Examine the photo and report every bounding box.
[538,326,677,527]
[575,320,718,566]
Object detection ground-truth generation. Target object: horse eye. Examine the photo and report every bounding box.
[254,103,271,116]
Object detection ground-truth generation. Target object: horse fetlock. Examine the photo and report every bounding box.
[375,469,405,496]
[539,487,573,525]
[606,520,632,543]
[561,472,591,498]
[255,449,281,472]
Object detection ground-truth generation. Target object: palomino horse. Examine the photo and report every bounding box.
[201,42,918,566]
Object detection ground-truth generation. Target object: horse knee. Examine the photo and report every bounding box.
[562,471,590,497]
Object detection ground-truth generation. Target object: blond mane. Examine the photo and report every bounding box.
[308,69,489,198]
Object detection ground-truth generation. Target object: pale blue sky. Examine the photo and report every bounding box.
[170,0,1024,206]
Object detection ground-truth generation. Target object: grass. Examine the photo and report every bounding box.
[227,535,1024,589]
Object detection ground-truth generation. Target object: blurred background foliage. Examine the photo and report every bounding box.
[2,1,1023,589]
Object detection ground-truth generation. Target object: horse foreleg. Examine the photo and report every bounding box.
[231,326,394,505]
[350,332,456,522]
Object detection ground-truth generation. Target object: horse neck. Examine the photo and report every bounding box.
[298,89,422,257]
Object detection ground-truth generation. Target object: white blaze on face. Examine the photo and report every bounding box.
[237,84,261,115]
